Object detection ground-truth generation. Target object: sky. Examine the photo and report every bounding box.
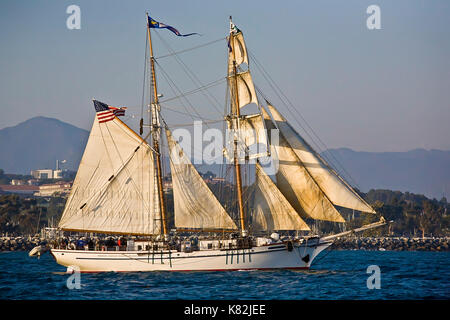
[0,0,449,152]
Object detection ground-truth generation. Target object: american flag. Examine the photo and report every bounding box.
[93,100,126,123]
[108,106,127,117]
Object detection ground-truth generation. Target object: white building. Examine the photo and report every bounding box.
[30,169,64,179]
[35,181,72,197]
[31,169,54,179]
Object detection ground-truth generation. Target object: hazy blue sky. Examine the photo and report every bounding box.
[1,0,449,152]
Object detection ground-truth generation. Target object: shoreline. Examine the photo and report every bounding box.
[330,237,449,251]
[0,236,449,252]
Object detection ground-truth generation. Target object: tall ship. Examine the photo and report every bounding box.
[50,14,387,272]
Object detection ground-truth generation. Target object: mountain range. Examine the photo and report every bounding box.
[0,117,448,200]
[0,117,89,174]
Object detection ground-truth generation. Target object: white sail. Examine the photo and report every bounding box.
[266,104,376,214]
[224,113,269,161]
[262,107,345,222]
[166,128,237,230]
[228,71,258,109]
[58,116,161,235]
[251,163,310,231]
[227,28,258,110]
[228,31,248,74]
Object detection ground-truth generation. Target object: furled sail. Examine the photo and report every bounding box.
[251,163,310,231]
[166,128,238,230]
[58,116,161,235]
[224,112,269,161]
[266,104,376,214]
[262,107,346,222]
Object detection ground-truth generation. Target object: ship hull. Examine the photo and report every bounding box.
[50,240,332,272]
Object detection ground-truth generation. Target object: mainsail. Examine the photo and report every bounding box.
[251,163,310,231]
[166,128,237,231]
[265,104,376,214]
[58,116,161,235]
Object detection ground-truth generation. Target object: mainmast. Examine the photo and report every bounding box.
[229,16,247,237]
[146,12,168,239]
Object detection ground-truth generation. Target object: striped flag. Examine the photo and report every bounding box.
[93,100,126,123]
[108,106,127,117]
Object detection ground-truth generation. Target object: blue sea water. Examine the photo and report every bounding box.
[0,250,448,299]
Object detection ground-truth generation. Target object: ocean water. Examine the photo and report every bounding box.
[0,250,448,300]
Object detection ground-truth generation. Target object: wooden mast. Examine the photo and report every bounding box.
[146,13,168,239]
[229,16,246,236]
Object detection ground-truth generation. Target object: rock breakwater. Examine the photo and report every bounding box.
[330,237,449,251]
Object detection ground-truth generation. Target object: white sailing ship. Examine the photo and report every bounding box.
[50,14,386,272]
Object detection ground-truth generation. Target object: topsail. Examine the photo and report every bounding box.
[227,27,258,111]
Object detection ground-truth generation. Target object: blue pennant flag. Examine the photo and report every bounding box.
[148,15,198,37]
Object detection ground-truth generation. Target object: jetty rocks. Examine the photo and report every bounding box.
[330,237,449,251]
[0,236,46,252]
[0,236,449,252]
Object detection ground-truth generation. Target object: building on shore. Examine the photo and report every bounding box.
[34,181,72,197]
[30,169,63,180]
[0,181,72,197]
[0,185,40,195]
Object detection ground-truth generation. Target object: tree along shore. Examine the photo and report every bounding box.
[1,187,449,244]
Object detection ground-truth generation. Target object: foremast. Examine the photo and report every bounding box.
[229,16,247,237]
[146,12,168,240]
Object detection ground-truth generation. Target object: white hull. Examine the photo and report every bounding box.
[50,240,332,272]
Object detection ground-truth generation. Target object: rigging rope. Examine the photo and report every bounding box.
[160,77,226,104]
[249,50,362,191]
[154,30,224,115]
[167,119,224,128]
[155,37,226,59]
[154,59,218,130]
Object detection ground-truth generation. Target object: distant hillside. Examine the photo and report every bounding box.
[0,117,89,174]
[323,148,450,200]
[1,117,449,200]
